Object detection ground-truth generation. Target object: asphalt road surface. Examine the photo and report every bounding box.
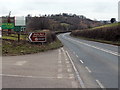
[2,48,79,88]
[2,32,119,88]
[58,33,119,88]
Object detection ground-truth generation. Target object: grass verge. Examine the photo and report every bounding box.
[2,39,63,56]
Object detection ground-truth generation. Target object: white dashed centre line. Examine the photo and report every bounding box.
[79,60,84,64]
[85,66,92,73]
[96,80,104,88]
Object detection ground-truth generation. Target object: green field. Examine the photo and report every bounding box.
[2,34,28,41]
[2,31,63,56]
[2,39,63,56]
[92,23,120,30]
[71,23,120,46]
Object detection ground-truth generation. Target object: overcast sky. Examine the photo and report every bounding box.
[0,0,119,20]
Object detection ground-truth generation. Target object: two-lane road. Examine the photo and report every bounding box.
[58,33,118,88]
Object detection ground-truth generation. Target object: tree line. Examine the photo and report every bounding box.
[26,13,103,31]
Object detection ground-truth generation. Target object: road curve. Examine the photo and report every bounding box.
[58,33,118,88]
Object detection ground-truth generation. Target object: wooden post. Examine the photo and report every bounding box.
[18,33,20,42]
[18,28,21,42]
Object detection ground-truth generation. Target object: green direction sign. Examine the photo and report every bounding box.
[2,23,14,29]
[14,26,26,32]
[14,26,21,32]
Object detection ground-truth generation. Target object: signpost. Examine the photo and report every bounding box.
[15,16,26,42]
[29,32,46,43]
[2,23,14,29]
[14,26,21,32]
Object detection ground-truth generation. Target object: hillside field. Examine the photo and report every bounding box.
[71,23,120,46]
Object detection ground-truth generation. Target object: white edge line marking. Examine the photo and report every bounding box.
[66,51,85,88]
[78,41,119,56]
[66,37,119,56]
[85,66,92,73]
[80,60,84,64]
[96,79,104,88]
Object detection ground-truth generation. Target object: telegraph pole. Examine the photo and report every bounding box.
[8,11,11,35]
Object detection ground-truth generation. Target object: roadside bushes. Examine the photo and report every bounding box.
[71,24,120,42]
[42,30,57,43]
[2,30,63,56]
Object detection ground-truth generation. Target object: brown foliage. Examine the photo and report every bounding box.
[71,24,120,41]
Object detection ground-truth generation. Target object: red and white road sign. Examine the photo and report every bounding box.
[29,32,46,42]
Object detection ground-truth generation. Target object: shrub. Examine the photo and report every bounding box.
[71,24,120,42]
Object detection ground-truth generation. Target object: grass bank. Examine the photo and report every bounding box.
[2,39,63,56]
[2,30,63,56]
[71,35,120,46]
[71,23,120,46]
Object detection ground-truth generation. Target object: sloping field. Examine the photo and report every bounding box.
[71,23,120,45]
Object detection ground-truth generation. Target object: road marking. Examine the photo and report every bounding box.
[1,74,71,79]
[57,74,63,79]
[67,68,72,72]
[69,74,74,79]
[66,51,85,88]
[58,49,61,61]
[61,47,64,52]
[1,74,56,79]
[58,49,61,54]
[76,55,79,58]
[14,61,27,66]
[77,41,119,56]
[96,80,104,88]
[61,48,68,61]
[80,60,84,64]
[85,66,92,73]
[66,37,119,56]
